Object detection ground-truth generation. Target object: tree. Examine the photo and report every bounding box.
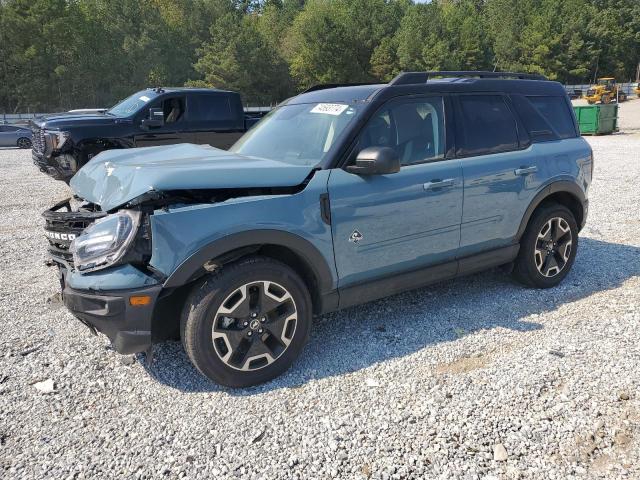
[1,0,639,113]
[193,7,293,104]
[284,0,406,87]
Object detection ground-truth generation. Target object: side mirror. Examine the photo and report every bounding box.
[141,108,164,129]
[346,147,400,175]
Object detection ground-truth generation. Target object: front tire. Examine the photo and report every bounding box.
[513,204,578,288]
[180,256,312,387]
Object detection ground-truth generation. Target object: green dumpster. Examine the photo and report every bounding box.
[572,104,618,135]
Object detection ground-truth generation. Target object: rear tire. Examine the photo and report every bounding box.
[513,204,578,289]
[180,256,312,387]
[17,137,31,149]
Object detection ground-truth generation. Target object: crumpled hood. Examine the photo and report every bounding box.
[70,143,315,211]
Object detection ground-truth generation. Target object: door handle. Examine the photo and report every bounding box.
[423,178,455,190]
[514,166,538,176]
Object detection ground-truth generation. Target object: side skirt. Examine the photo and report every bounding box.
[336,244,519,310]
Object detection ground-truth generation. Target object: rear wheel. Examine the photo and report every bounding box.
[180,256,312,387]
[17,137,31,149]
[513,204,578,288]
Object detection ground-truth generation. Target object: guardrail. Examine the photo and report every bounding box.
[565,82,638,97]
[1,105,275,125]
[0,113,49,125]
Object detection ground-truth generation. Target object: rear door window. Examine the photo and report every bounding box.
[456,95,519,157]
[526,96,577,139]
[189,94,233,122]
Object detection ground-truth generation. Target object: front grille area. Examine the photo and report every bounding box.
[31,126,46,154]
[43,199,106,269]
[586,89,595,96]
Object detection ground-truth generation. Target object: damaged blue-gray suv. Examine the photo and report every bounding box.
[43,71,592,387]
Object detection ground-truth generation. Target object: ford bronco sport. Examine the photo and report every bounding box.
[43,71,592,387]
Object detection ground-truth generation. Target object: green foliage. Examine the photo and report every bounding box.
[285,0,407,87]
[0,0,638,112]
[193,5,294,105]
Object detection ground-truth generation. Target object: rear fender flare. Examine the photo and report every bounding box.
[515,181,586,240]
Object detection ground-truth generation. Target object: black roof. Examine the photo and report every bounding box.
[287,84,385,105]
[288,71,565,105]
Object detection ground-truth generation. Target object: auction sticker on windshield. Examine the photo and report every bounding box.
[310,103,349,116]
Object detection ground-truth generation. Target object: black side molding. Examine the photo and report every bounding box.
[338,244,519,310]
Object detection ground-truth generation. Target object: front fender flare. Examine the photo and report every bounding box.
[162,229,335,295]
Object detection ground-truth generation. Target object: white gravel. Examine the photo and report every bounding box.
[1,120,639,479]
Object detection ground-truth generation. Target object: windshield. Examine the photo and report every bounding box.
[107,91,158,117]
[230,102,361,166]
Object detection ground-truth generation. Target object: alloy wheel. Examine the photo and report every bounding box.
[17,138,32,149]
[534,217,573,278]
[212,281,297,371]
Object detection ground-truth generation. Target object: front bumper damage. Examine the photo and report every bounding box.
[63,279,161,354]
[44,198,161,354]
[31,125,76,182]
[32,150,76,182]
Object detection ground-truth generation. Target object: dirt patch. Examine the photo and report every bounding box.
[435,352,492,375]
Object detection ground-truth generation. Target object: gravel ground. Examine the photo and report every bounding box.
[1,116,639,479]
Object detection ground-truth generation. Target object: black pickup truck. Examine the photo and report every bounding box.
[31,88,267,182]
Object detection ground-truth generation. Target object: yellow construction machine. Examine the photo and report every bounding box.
[584,77,627,104]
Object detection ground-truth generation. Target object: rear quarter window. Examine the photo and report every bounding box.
[526,96,577,139]
[189,94,233,122]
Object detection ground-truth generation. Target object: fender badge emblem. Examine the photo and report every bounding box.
[349,230,363,244]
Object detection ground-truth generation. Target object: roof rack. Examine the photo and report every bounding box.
[389,71,547,85]
[300,82,378,94]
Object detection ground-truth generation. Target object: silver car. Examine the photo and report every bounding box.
[0,124,32,148]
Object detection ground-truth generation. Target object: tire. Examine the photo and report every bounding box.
[17,137,31,149]
[513,204,578,289]
[180,256,312,387]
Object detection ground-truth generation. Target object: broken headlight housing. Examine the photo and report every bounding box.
[70,210,141,273]
[44,129,70,151]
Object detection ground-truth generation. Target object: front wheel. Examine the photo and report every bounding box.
[513,204,578,288]
[180,256,312,387]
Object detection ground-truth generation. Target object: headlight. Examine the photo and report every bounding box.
[45,130,70,150]
[70,210,141,272]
